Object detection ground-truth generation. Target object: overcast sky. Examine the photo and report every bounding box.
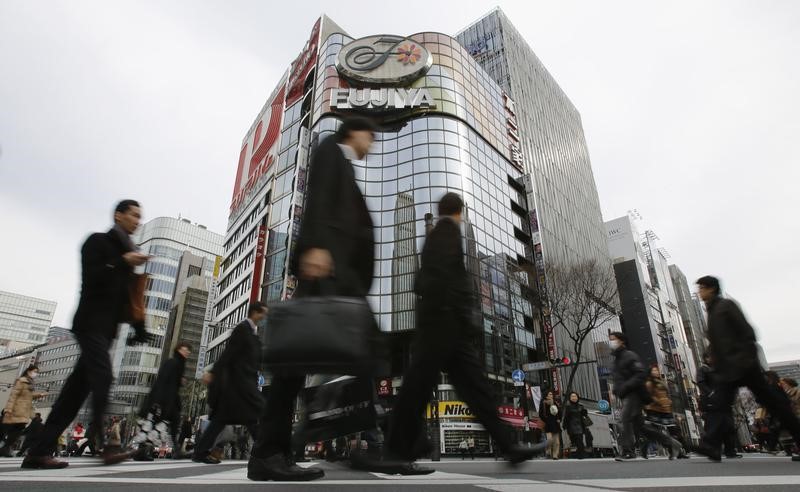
[2,1,798,362]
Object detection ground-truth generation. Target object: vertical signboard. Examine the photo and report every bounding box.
[250,225,267,303]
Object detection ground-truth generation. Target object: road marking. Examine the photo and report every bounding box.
[556,475,800,488]
[370,470,543,483]
[480,485,621,492]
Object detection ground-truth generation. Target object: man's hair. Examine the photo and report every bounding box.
[248,301,268,316]
[115,199,140,215]
[696,275,721,295]
[609,331,628,345]
[438,192,464,217]
[336,116,377,140]
[175,341,192,352]
[782,378,798,388]
[25,364,39,374]
[35,412,41,417]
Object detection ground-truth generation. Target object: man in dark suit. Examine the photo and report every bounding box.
[694,275,800,462]
[23,200,151,469]
[247,117,376,482]
[383,193,546,472]
[193,302,267,464]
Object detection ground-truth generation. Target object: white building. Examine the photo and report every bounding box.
[0,290,56,355]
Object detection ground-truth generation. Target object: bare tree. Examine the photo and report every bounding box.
[540,259,619,397]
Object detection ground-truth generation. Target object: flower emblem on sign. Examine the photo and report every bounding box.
[396,44,422,65]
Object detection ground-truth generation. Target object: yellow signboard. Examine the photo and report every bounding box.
[426,401,476,419]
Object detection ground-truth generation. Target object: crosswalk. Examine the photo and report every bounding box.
[0,456,798,489]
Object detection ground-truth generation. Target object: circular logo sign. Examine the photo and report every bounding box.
[598,399,610,412]
[336,35,433,85]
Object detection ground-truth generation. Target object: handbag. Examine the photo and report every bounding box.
[128,273,148,324]
[262,294,380,374]
[298,376,377,443]
[582,415,593,428]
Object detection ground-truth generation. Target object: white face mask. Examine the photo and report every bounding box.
[609,340,620,350]
[29,371,39,378]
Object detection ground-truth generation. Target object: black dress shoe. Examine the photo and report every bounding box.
[21,456,70,469]
[692,444,721,462]
[506,442,548,464]
[615,453,637,462]
[192,454,221,465]
[248,453,324,482]
[724,453,743,459]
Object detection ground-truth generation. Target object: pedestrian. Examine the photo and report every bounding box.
[381,192,547,474]
[696,351,741,459]
[467,436,476,460]
[130,341,191,461]
[1,365,46,457]
[780,378,800,418]
[22,200,151,469]
[17,412,44,457]
[106,417,122,453]
[176,415,193,458]
[248,117,378,482]
[193,302,266,464]
[76,421,101,457]
[609,332,682,461]
[563,392,588,459]
[693,276,800,462]
[539,390,562,460]
[642,366,689,459]
[764,371,796,456]
[459,439,469,460]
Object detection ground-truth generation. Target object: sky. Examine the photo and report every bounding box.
[1,1,798,362]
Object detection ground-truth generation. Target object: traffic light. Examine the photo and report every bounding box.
[552,356,572,366]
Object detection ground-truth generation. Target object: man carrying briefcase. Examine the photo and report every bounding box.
[248,117,378,482]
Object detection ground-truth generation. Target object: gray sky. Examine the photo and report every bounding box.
[1,1,798,362]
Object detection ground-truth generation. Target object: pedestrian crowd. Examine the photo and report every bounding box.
[3,117,799,482]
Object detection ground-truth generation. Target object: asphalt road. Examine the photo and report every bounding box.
[0,454,798,491]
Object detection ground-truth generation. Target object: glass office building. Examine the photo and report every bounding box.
[457,9,620,401]
[0,290,56,355]
[111,217,222,415]
[210,16,546,419]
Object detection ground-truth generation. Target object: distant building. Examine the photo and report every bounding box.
[770,359,800,382]
[32,331,81,420]
[669,265,707,369]
[0,290,56,355]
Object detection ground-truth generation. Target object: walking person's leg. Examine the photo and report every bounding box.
[193,419,227,462]
[0,424,26,456]
[744,371,800,449]
[618,395,640,457]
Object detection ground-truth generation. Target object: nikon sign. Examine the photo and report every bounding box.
[426,401,476,419]
[330,87,435,110]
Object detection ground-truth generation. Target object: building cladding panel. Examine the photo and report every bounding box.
[0,291,57,352]
[669,264,707,371]
[112,217,222,414]
[456,9,618,400]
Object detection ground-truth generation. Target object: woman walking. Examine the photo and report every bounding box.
[562,392,589,459]
[1,365,46,457]
[539,390,562,460]
[642,365,688,459]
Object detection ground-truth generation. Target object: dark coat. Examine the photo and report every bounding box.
[140,351,186,420]
[696,363,730,413]
[705,296,760,382]
[539,399,562,433]
[208,320,264,424]
[291,135,374,297]
[72,228,136,339]
[611,346,651,403]
[415,217,479,339]
[562,401,588,436]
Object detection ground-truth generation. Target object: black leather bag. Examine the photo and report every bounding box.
[262,296,380,374]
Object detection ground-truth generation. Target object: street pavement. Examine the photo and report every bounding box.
[0,454,798,491]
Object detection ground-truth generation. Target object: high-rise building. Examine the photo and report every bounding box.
[110,217,222,415]
[209,16,552,451]
[31,330,82,419]
[606,215,701,442]
[161,252,218,379]
[669,265,707,368]
[456,8,619,401]
[0,290,56,355]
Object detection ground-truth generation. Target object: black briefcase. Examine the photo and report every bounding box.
[299,376,378,443]
[263,296,380,374]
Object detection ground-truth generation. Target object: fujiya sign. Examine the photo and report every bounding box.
[330,87,435,110]
[336,35,433,85]
[333,34,436,112]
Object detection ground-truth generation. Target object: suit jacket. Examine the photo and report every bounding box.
[208,320,264,424]
[140,351,186,419]
[291,135,374,297]
[72,228,136,339]
[415,217,479,339]
[705,296,760,382]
